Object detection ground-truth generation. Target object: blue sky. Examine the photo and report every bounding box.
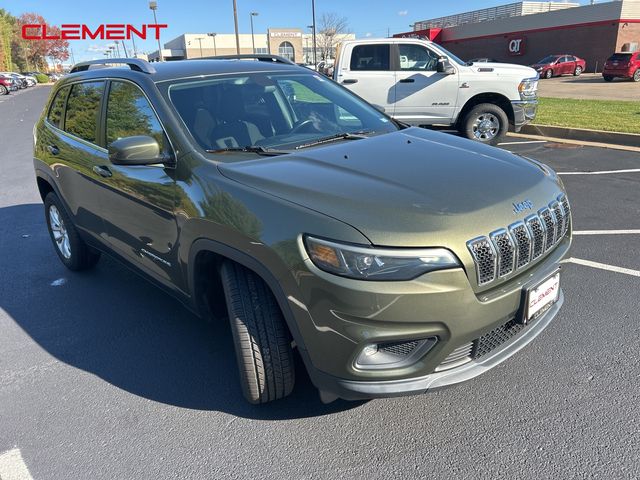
[1,0,590,63]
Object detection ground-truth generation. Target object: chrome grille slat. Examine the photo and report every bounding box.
[490,229,515,278]
[467,194,571,287]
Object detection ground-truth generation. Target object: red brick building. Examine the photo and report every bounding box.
[396,0,640,72]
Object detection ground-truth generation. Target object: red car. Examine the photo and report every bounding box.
[602,52,640,82]
[531,55,586,79]
[0,75,13,95]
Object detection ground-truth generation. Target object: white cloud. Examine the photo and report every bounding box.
[398,10,408,16]
[86,44,118,53]
[365,32,372,37]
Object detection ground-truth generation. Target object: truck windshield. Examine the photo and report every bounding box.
[168,71,397,153]
[431,45,466,66]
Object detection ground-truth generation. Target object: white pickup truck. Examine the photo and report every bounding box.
[333,38,539,145]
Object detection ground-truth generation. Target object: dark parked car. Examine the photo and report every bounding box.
[33,57,571,404]
[602,52,640,82]
[531,55,586,79]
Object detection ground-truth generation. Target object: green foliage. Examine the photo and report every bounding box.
[65,82,104,144]
[35,73,49,83]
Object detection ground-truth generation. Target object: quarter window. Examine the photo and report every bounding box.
[64,81,105,144]
[350,44,390,71]
[47,86,70,128]
[398,44,439,71]
[105,81,165,150]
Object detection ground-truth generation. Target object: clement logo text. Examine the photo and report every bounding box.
[21,24,168,41]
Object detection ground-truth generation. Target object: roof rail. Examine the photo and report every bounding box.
[202,54,296,65]
[70,58,156,74]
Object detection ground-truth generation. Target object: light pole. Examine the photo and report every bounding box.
[120,40,129,57]
[250,12,259,54]
[114,41,121,57]
[207,33,217,56]
[131,36,137,57]
[232,0,240,54]
[311,0,317,68]
[195,36,205,57]
[109,45,116,59]
[149,1,163,61]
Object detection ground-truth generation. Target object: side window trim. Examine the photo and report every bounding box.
[104,78,175,160]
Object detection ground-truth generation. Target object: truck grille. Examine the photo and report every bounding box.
[467,194,570,286]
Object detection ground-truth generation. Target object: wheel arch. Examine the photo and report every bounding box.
[457,92,515,128]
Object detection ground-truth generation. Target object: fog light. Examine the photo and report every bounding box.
[355,337,438,370]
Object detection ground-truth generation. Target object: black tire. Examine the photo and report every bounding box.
[460,103,509,146]
[44,192,100,271]
[574,66,582,76]
[544,69,553,79]
[0,84,7,95]
[603,75,614,82]
[633,70,640,83]
[221,261,295,404]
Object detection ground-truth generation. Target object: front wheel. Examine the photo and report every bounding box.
[221,261,295,404]
[545,69,553,79]
[460,103,508,146]
[44,192,100,271]
[633,70,640,82]
[574,66,583,76]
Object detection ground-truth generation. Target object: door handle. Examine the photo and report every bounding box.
[342,79,358,84]
[93,165,112,178]
[399,78,415,83]
[47,145,59,155]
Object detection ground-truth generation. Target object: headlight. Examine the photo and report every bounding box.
[518,76,538,99]
[304,235,460,281]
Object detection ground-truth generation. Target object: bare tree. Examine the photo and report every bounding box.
[317,12,349,61]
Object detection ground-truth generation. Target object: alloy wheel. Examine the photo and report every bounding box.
[472,113,499,141]
[49,205,71,259]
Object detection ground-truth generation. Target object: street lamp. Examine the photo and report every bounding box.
[250,12,259,54]
[109,45,116,59]
[207,33,217,56]
[195,36,205,58]
[149,1,163,62]
[232,0,240,54]
[310,0,317,68]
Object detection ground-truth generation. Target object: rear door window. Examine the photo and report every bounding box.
[350,44,390,71]
[64,81,105,145]
[47,86,70,128]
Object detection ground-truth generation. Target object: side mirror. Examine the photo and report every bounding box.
[436,57,455,75]
[108,135,167,166]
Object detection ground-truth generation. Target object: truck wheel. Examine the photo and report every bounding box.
[221,261,295,404]
[603,75,614,82]
[44,192,100,271]
[544,69,553,79]
[574,66,583,76]
[461,103,508,145]
[633,70,640,82]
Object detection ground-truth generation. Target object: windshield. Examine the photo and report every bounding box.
[536,55,560,64]
[431,45,466,66]
[167,71,397,153]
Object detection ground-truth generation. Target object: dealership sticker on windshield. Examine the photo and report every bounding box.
[525,272,560,321]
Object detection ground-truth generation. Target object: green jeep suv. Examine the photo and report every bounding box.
[33,57,571,404]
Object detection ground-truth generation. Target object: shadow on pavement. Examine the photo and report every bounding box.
[0,203,365,420]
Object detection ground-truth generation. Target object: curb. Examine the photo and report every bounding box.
[521,125,640,148]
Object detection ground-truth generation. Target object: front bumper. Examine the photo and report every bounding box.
[310,291,563,400]
[511,100,538,131]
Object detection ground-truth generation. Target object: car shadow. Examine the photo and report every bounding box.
[1,203,366,419]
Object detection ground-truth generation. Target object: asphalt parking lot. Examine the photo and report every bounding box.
[537,73,640,101]
[1,86,639,479]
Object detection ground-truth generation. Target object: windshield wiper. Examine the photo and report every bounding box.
[294,131,371,150]
[205,145,288,156]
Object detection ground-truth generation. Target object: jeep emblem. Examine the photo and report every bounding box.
[513,200,533,214]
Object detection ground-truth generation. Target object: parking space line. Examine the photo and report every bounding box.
[498,140,547,145]
[558,168,640,175]
[573,230,640,235]
[0,448,34,480]
[561,257,640,277]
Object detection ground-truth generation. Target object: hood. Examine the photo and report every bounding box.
[218,128,564,247]
[469,62,538,77]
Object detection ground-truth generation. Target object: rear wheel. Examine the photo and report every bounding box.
[545,69,553,79]
[0,84,7,95]
[603,75,614,82]
[633,70,640,82]
[44,192,100,271]
[574,66,583,76]
[460,103,508,146]
[221,261,295,404]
